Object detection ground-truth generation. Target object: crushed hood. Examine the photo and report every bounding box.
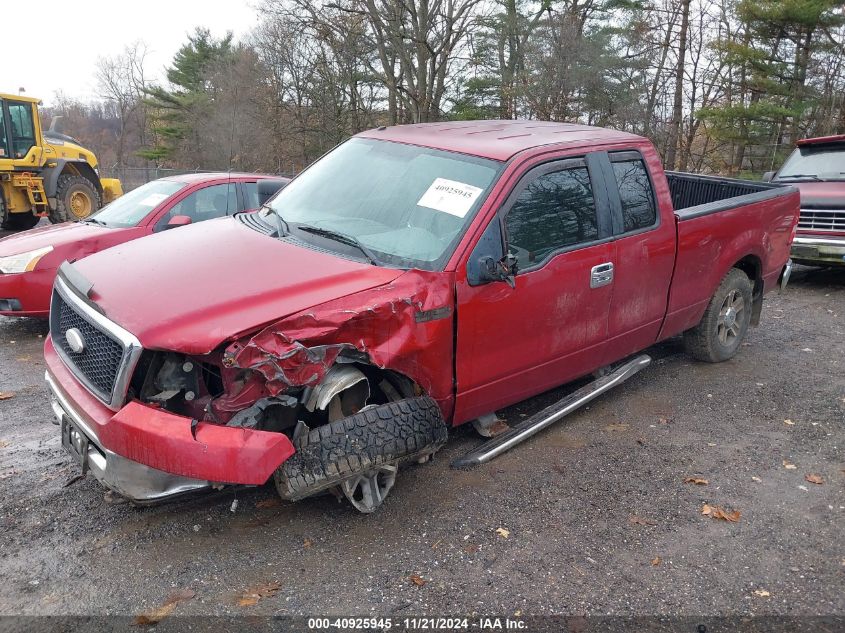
[71,217,404,354]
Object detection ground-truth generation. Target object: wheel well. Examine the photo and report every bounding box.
[60,163,102,194]
[733,255,763,326]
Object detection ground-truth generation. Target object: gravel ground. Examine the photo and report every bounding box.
[0,265,842,619]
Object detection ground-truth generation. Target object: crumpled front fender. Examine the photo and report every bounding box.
[223,269,456,417]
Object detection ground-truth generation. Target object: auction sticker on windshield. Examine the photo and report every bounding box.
[417,178,483,218]
[139,193,170,207]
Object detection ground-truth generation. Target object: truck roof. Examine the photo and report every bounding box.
[0,92,40,103]
[796,134,845,147]
[357,120,645,161]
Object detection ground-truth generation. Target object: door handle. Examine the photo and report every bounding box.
[590,262,614,288]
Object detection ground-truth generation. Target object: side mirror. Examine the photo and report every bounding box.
[762,171,775,183]
[164,215,192,229]
[478,253,518,288]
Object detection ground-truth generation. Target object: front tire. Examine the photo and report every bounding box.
[683,268,753,363]
[274,396,448,512]
[51,175,101,223]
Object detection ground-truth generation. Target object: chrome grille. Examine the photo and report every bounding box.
[798,208,845,232]
[52,293,124,400]
[49,274,142,410]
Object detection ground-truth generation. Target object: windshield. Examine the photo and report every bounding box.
[266,138,501,269]
[776,146,845,181]
[87,179,186,228]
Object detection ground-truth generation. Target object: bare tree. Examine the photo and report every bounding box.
[95,42,149,168]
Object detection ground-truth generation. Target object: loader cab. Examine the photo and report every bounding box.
[0,95,41,164]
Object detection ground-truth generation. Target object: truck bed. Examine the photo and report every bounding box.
[666,172,790,220]
[658,172,799,342]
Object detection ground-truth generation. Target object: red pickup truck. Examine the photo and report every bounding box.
[44,121,798,512]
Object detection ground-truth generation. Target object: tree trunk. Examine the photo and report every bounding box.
[664,0,690,171]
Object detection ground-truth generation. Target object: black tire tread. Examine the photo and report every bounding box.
[683,268,753,363]
[51,174,100,223]
[275,396,448,501]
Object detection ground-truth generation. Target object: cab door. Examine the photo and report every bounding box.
[453,155,617,424]
[600,150,676,361]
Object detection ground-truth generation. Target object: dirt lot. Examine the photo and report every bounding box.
[0,265,842,620]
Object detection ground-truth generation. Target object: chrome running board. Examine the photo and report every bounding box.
[451,355,652,469]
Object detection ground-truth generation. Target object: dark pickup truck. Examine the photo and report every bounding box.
[44,121,799,512]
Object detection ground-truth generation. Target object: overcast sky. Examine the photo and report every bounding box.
[0,0,259,106]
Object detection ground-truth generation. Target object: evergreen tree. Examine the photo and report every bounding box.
[139,28,234,162]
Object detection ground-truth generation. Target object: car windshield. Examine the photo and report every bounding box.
[776,146,845,181]
[266,138,501,269]
[87,179,187,228]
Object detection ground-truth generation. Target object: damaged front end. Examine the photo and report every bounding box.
[110,269,455,510]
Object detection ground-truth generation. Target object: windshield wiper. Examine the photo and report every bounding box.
[296,224,380,265]
[777,174,823,181]
[84,218,107,226]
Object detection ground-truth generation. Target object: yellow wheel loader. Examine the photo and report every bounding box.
[0,93,122,231]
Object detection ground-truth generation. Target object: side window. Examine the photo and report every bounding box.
[505,166,598,269]
[242,181,259,209]
[0,106,7,157]
[158,183,238,228]
[7,102,36,158]
[611,158,656,232]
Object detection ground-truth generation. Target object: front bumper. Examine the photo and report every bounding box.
[47,370,212,503]
[0,268,54,317]
[44,337,296,503]
[791,235,845,266]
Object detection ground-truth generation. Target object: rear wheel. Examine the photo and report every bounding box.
[683,268,753,363]
[51,174,100,223]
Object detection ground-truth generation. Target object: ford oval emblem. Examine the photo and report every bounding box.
[65,328,85,354]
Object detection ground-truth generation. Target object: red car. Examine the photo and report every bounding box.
[44,122,798,512]
[0,173,289,317]
[765,134,845,266]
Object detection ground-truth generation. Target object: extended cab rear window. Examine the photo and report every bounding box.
[610,156,657,233]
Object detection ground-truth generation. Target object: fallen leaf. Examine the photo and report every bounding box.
[0,440,9,448]
[236,581,281,607]
[683,477,709,485]
[255,498,280,509]
[303,538,314,548]
[658,417,671,424]
[604,423,629,432]
[753,589,770,598]
[133,588,195,625]
[804,474,824,485]
[408,574,427,587]
[651,557,661,566]
[0,392,14,401]
[495,527,510,538]
[636,437,646,446]
[784,419,795,426]
[783,460,797,470]
[702,504,740,522]
[463,543,480,555]
[629,515,657,527]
